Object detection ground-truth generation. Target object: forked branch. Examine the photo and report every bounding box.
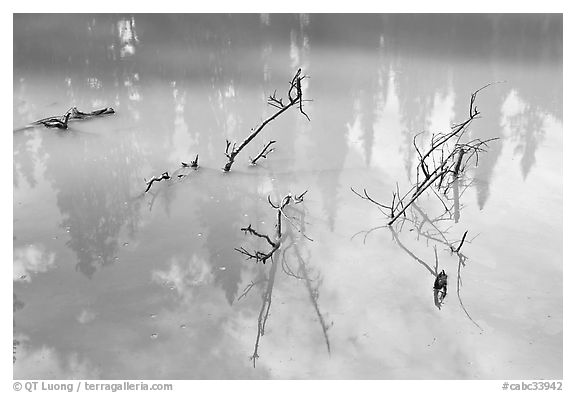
[223,69,310,172]
[250,141,276,165]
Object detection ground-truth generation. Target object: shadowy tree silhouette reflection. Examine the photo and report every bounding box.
[13,293,25,364]
[35,132,143,278]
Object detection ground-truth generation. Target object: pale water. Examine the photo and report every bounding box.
[13,14,562,379]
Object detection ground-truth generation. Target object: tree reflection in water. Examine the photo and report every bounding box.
[12,14,562,378]
[354,175,484,330]
[236,195,331,367]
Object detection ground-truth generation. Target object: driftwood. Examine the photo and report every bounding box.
[144,172,170,193]
[69,106,115,119]
[223,69,310,172]
[32,106,115,128]
[36,112,71,129]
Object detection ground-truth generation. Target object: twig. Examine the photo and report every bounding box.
[181,154,199,169]
[295,190,308,204]
[454,230,468,253]
[249,141,276,165]
[144,172,170,193]
[237,279,266,302]
[241,224,276,248]
[456,253,483,331]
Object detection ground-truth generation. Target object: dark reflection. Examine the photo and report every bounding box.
[13,130,38,189]
[13,83,40,189]
[283,205,332,355]
[357,37,389,167]
[371,14,562,207]
[13,293,25,364]
[201,179,257,304]
[144,167,265,304]
[236,198,331,367]
[509,99,547,180]
[454,82,505,209]
[14,14,561,208]
[351,91,485,324]
[354,199,482,329]
[305,15,365,230]
[27,130,142,278]
[13,14,562,377]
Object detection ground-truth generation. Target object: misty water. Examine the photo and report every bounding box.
[13,14,562,379]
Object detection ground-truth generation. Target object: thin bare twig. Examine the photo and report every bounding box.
[144,172,170,193]
[250,141,276,165]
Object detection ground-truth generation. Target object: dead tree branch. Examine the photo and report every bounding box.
[223,69,310,172]
[144,172,170,193]
[249,141,276,165]
[352,86,498,226]
[235,192,308,264]
[32,106,115,128]
[181,154,199,169]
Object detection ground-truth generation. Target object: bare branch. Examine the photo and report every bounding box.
[295,190,308,204]
[223,69,310,172]
[241,224,277,248]
[181,154,199,169]
[250,140,276,165]
[237,279,266,302]
[144,172,170,193]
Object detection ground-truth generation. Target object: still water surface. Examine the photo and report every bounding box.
[13,14,562,379]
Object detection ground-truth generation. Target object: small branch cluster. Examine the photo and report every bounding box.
[223,69,310,172]
[352,85,499,226]
[144,154,200,193]
[181,154,199,169]
[235,191,309,265]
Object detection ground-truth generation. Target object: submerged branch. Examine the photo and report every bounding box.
[144,172,170,193]
[181,154,199,169]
